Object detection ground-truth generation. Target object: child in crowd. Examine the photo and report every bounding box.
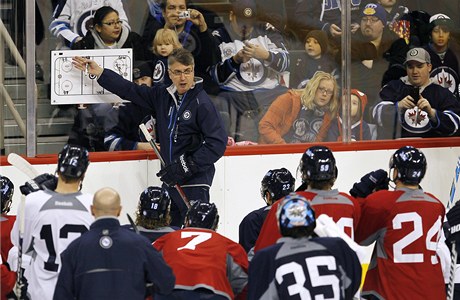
[290,30,338,89]
[151,28,182,86]
[326,89,372,141]
[424,13,460,99]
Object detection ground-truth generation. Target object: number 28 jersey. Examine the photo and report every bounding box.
[153,227,249,300]
[356,188,446,299]
[11,190,93,300]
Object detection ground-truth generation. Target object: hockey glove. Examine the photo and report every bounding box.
[156,154,197,186]
[447,201,460,244]
[19,173,58,196]
[349,169,389,198]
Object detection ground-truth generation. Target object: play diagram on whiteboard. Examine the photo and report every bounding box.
[51,49,132,105]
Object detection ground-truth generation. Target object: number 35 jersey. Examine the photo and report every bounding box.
[355,188,446,299]
[153,227,249,299]
[11,190,93,300]
[248,236,362,300]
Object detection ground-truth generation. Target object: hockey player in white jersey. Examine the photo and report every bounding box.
[10,144,94,300]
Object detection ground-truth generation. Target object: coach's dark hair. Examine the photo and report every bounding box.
[168,48,195,67]
[93,6,119,26]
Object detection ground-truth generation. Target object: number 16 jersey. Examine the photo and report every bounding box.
[356,187,446,299]
[11,190,93,300]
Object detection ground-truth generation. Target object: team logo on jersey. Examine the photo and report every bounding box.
[431,66,459,96]
[183,110,191,120]
[99,236,113,249]
[138,115,156,142]
[75,10,94,37]
[237,58,267,86]
[153,60,166,82]
[401,108,431,134]
[179,31,197,53]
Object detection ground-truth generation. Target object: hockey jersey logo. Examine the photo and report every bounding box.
[138,115,156,142]
[402,108,430,134]
[430,66,459,97]
[154,60,166,82]
[238,58,267,86]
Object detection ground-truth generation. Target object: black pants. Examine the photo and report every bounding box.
[166,185,210,227]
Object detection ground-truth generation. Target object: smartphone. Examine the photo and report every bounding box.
[409,86,420,102]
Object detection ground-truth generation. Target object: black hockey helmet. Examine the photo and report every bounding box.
[57,144,90,179]
[299,145,337,182]
[185,201,219,230]
[139,186,170,220]
[389,146,426,184]
[260,168,295,203]
[1,176,14,214]
[278,193,316,237]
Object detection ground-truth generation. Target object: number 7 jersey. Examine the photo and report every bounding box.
[356,187,446,299]
[10,190,93,300]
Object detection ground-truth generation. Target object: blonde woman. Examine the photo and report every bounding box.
[151,28,182,85]
[259,71,339,144]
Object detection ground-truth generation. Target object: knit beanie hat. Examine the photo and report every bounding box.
[305,30,328,55]
[361,3,387,25]
[350,89,367,118]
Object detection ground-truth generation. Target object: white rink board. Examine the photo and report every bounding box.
[2,146,459,242]
[50,49,132,105]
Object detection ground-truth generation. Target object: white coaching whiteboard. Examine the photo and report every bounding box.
[50,49,133,105]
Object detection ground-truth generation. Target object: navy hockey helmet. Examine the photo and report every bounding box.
[299,146,337,182]
[278,193,316,237]
[1,176,14,214]
[185,201,219,230]
[57,144,90,179]
[389,146,427,184]
[260,168,295,202]
[139,186,171,220]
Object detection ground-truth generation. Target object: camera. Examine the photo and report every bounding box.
[178,10,190,19]
[408,86,420,102]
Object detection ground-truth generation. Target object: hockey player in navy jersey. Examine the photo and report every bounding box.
[127,186,178,242]
[248,193,361,300]
[238,168,295,253]
[10,144,94,300]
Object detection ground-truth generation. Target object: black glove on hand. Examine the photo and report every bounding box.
[156,154,197,186]
[447,201,460,244]
[19,173,58,196]
[349,169,389,198]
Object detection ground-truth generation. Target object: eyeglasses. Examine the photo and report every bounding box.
[168,68,193,77]
[317,87,334,96]
[102,20,123,27]
[361,17,380,24]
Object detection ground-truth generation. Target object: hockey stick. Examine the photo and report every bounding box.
[448,240,458,300]
[127,213,139,234]
[7,153,39,179]
[139,124,190,208]
[15,194,27,299]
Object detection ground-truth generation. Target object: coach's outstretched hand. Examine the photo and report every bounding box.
[349,169,389,198]
[20,173,58,196]
[156,154,197,186]
[447,201,460,244]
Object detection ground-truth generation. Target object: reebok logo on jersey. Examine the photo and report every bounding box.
[450,224,460,235]
[55,201,74,207]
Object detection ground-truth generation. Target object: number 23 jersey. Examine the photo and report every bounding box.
[153,227,249,299]
[11,190,93,300]
[355,188,446,299]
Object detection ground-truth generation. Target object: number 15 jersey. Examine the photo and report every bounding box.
[356,187,446,299]
[11,190,93,300]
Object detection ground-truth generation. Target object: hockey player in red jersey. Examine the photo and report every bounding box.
[0,176,16,299]
[153,201,248,300]
[253,145,361,253]
[356,146,446,299]
[249,193,362,300]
